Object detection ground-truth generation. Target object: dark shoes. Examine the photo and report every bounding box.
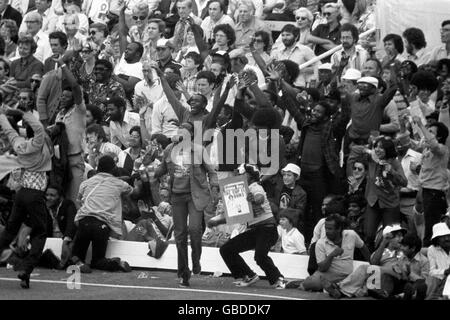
[118,260,132,273]
[17,272,30,289]
[179,278,190,288]
[321,277,343,299]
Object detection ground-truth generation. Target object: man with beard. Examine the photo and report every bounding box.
[54,54,86,205]
[331,23,369,74]
[106,96,133,149]
[270,24,317,87]
[402,28,430,67]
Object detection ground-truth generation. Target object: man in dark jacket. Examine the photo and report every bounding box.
[278,76,351,243]
[0,0,23,29]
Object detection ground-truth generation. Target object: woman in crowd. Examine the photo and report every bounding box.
[0,19,18,59]
[348,137,407,251]
[176,27,200,64]
[86,104,104,127]
[79,40,98,94]
[247,31,273,68]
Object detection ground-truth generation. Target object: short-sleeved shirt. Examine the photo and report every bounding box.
[311,23,341,61]
[315,230,365,276]
[55,102,87,155]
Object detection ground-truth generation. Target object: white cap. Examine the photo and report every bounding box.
[282,163,301,179]
[431,222,450,240]
[357,76,379,88]
[342,68,362,81]
[156,38,175,49]
[318,63,332,71]
[382,224,406,236]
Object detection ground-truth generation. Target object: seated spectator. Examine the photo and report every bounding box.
[277,208,307,255]
[10,36,44,89]
[426,222,450,299]
[311,2,342,62]
[0,19,19,59]
[300,214,371,292]
[0,57,19,108]
[346,194,366,238]
[68,155,136,273]
[56,0,89,37]
[323,226,427,299]
[200,0,235,45]
[21,11,52,63]
[234,0,272,51]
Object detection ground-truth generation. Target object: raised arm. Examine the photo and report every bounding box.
[154,66,189,123]
[58,53,83,107]
[118,6,129,57]
[204,77,235,130]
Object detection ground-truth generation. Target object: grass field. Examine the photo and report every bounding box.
[0,267,338,300]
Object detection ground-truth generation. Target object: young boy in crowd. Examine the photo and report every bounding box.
[277,208,306,254]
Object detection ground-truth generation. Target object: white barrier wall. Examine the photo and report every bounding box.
[44,238,368,280]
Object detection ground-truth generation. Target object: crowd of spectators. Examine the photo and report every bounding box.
[0,0,449,298]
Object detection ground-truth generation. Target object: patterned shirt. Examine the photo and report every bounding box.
[87,78,127,120]
[181,68,198,96]
[21,170,48,191]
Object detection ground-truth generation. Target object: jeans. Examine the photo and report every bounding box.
[171,193,204,280]
[422,188,447,247]
[364,202,401,251]
[66,154,85,208]
[0,188,47,274]
[71,217,122,271]
[219,225,283,285]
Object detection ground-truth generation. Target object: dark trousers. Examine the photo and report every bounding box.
[364,202,401,251]
[0,188,47,274]
[171,193,204,280]
[300,167,342,243]
[307,242,318,275]
[71,217,122,271]
[422,188,447,247]
[219,225,283,285]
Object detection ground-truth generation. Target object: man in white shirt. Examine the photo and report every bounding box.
[19,0,58,35]
[331,23,369,74]
[21,11,53,63]
[428,20,450,63]
[271,23,317,87]
[151,73,188,139]
[106,96,134,149]
[134,62,164,134]
[402,28,430,67]
[200,0,235,44]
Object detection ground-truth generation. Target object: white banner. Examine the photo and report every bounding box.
[376,0,450,51]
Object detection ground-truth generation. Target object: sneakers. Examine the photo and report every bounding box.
[273,277,287,289]
[72,261,92,273]
[118,260,132,273]
[179,278,190,288]
[236,274,259,287]
[321,277,342,299]
[192,263,201,275]
[285,280,303,289]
